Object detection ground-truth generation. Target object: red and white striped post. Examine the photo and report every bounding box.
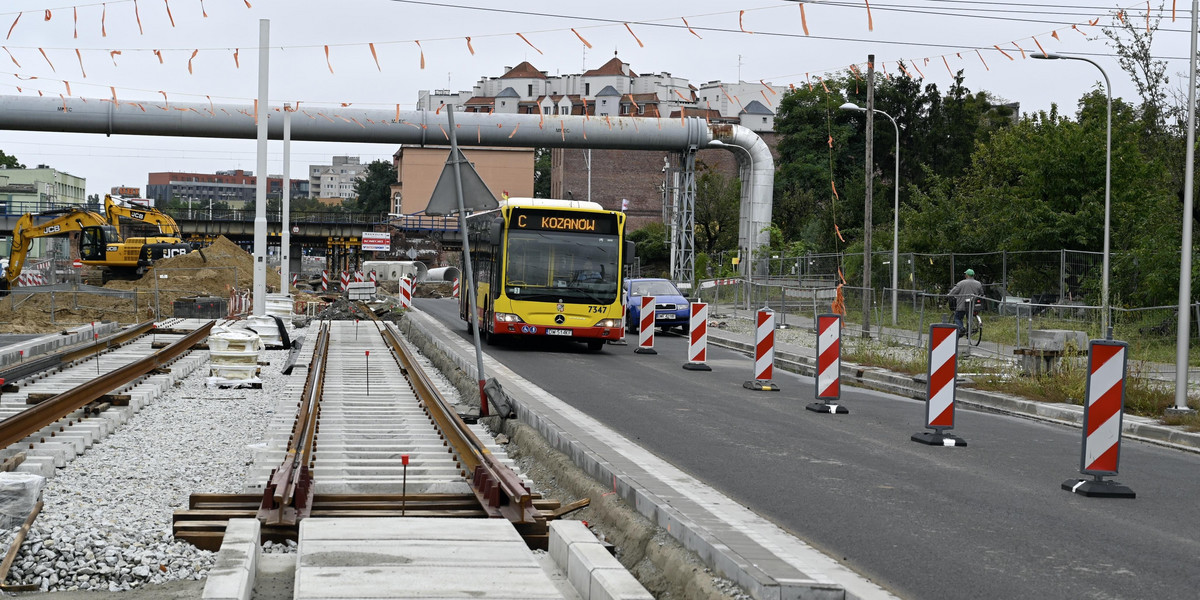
[682,302,711,371]
[807,314,847,413]
[340,271,350,291]
[321,270,329,292]
[290,273,298,287]
[1063,339,1135,498]
[634,296,657,355]
[912,323,966,446]
[743,309,779,391]
[355,270,364,283]
[451,278,460,298]
[399,277,413,308]
[369,270,378,285]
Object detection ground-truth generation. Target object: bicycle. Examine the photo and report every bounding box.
[963,296,983,346]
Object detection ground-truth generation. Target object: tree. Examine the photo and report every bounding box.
[693,167,740,256]
[627,222,668,273]
[533,148,551,198]
[351,159,397,214]
[0,150,23,169]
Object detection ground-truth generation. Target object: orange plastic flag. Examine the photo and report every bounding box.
[1051,30,1060,41]
[153,49,163,63]
[571,28,592,48]
[1146,2,1150,32]
[819,78,829,94]
[1116,10,1124,24]
[1012,42,1026,59]
[508,123,520,138]
[835,223,845,242]
[719,84,736,105]
[673,89,689,102]
[739,10,753,34]
[911,60,924,79]
[187,49,197,74]
[760,80,776,94]
[200,0,207,18]
[1032,36,1047,58]
[1088,18,1098,27]
[536,101,544,128]
[760,90,772,106]
[799,4,809,35]
[624,23,644,47]
[1072,24,1086,36]
[605,115,612,130]
[827,135,833,148]
[942,56,951,76]
[415,40,425,68]
[233,48,239,68]
[163,0,175,27]
[994,45,1013,60]
[1174,0,1177,21]
[682,17,702,39]
[898,62,911,78]
[101,4,106,37]
[60,93,67,109]
[45,9,51,21]
[109,50,121,66]
[159,90,168,109]
[831,180,839,200]
[975,49,988,71]
[516,33,543,55]
[560,120,566,142]
[477,125,481,143]
[64,81,71,95]
[369,43,380,70]
[252,100,257,123]
[627,93,639,112]
[324,45,334,74]
[438,124,448,140]
[73,49,85,76]
[8,12,21,40]
[74,8,78,38]
[465,37,474,55]
[864,0,874,31]
[832,283,846,313]
[109,86,118,106]
[39,48,55,72]
[134,0,143,34]
[244,0,252,7]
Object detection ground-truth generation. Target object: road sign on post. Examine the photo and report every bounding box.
[912,323,967,446]
[807,314,847,413]
[1063,339,1135,498]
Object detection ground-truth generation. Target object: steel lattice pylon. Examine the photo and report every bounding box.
[667,147,697,286]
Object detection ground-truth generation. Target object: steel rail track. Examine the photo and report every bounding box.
[0,320,215,450]
[0,321,158,389]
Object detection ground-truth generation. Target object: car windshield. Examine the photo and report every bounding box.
[629,281,681,297]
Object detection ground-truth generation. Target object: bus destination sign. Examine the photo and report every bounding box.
[512,209,616,235]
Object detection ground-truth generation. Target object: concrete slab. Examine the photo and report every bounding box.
[202,518,259,600]
[14,455,56,477]
[566,542,623,600]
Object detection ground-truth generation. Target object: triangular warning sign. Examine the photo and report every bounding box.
[423,148,499,216]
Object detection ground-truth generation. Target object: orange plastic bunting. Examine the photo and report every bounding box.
[439,124,448,140]
[627,94,639,112]
[159,90,168,109]
[682,17,702,39]
[942,56,951,76]
[911,60,924,78]
[760,90,772,106]
[760,80,777,95]
[109,86,118,107]
[898,62,910,78]
[200,0,207,18]
[244,1,252,7]
[101,4,106,37]
[605,115,612,130]
[831,180,839,200]
[1146,2,1150,33]
[560,120,566,141]
[819,78,829,94]
[1012,41,1026,59]
[415,40,425,69]
[324,45,334,74]
[827,135,832,148]
[835,224,845,242]
[1051,30,1060,41]
[1072,24,1086,36]
[38,48,55,72]
[864,0,874,31]
[994,45,1013,60]
[516,33,543,55]
[571,28,592,48]
[64,81,71,95]
[187,49,197,74]
[739,10,753,34]
[7,12,21,40]
[153,49,163,63]
[465,37,474,55]
[1088,18,1098,27]
[134,0,143,35]
[45,10,51,22]
[1032,36,1047,57]
[508,123,520,138]
[1116,10,1124,24]
[975,49,988,71]
[799,3,809,35]
[832,284,845,314]
[163,0,175,28]
[74,8,78,38]
[233,48,239,68]
[624,23,644,47]
[109,50,122,66]
[73,49,84,76]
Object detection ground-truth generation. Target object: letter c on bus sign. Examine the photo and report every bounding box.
[517,215,526,228]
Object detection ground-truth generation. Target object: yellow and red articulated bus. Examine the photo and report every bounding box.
[459,198,634,352]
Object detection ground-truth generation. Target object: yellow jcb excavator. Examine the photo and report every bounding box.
[103,194,182,238]
[1,207,192,293]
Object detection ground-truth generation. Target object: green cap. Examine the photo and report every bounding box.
[965,268,975,276]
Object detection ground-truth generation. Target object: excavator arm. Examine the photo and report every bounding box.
[105,195,181,237]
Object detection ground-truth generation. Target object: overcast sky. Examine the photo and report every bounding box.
[1,0,1197,200]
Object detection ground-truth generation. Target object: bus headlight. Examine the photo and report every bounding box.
[495,312,525,323]
[595,318,622,328]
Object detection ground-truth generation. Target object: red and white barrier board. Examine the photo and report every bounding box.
[634,296,657,355]
[340,271,350,291]
[743,309,779,391]
[451,278,460,298]
[807,314,846,413]
[1063,339,1135,498]
[399,277,413,308]
[321,270,329,292]
[369,270,378,285]
[911,324,966,446]
[683,302,711,371]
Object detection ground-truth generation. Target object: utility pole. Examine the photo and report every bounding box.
[862,55,875,339]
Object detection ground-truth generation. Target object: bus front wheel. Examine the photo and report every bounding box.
[585,339,605,353]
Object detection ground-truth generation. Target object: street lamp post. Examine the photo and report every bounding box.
[1032,52,1112,337]
[841,102,901,326]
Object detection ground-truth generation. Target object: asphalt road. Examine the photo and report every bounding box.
[416,297,1200,600]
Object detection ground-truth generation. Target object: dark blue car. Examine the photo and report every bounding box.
[623,278,691,333]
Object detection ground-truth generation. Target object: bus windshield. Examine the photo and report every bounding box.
[504,230,620,304]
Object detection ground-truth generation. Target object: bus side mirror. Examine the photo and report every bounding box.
[489,222,503,246]
[624,240,636,265]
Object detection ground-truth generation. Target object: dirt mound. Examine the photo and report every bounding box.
[0,237,283,333]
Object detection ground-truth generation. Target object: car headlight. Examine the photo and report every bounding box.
[595,318,621,328]
[495,312,525,323]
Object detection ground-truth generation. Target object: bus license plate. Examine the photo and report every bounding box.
[546,328,572,336]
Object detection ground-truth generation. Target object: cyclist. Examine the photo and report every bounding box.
[948,268,983,338]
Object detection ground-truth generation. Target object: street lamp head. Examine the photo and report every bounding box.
[839,102,865,112]
[1031,52,1062,60]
